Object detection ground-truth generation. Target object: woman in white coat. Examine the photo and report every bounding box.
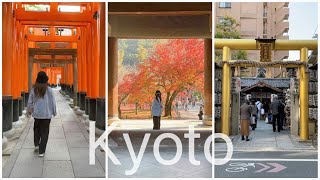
[152,90,163,130]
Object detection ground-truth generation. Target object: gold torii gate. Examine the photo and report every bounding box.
[215,39,318,140]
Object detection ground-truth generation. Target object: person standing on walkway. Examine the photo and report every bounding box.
[278,98,285,130]
[264,102,270,117]
[198,106,204,120]
[255,100,262,121]
[27,71,56,157]
[270,96,281,132]
[250,100,258,130]
[152,90,163,130]
[240,100,251,141]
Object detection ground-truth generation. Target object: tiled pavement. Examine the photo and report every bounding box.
[108,146,212,178]
[108,119,212,178]
[2,89,105,178]
[111,119,209,130]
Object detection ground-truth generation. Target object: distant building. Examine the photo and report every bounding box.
[215,2,289,77]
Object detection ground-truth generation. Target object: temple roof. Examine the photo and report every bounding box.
[237,78,291,88]
[241,80,283,93]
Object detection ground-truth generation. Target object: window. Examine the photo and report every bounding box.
[24,4,50,12]
[55,28,73,36]
[58,5,81,13]
[219,2,231,8]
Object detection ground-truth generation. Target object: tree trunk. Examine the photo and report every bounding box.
[118,103,122,119]
[164,92,171,116]
[135,102,138,115]
[118,94,129,119]
[164,91,179,117]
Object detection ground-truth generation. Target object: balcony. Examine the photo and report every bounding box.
[276,21,289,36]
[276,6,289,23]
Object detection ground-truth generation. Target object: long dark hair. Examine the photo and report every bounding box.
[34,71,49,98]
[155,90,162,103]
[34,83,48,98]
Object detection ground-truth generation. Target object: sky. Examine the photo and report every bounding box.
[288,2,318,60]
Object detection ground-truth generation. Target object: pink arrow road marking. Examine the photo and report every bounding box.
[256,163,270,173]
[267,163,287,173]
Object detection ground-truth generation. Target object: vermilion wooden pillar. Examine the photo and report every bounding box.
[23,26,29,107]
[17,21,24,116]
[87,2,100,122]
[76,27,82,108]
[96,2,106,130]
[79,27,87,111]
[12,7,20,124]
[2,2,15,137]
[85,23,92,115]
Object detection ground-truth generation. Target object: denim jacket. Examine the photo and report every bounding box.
[152,98,162,116]
[27,87,57,119]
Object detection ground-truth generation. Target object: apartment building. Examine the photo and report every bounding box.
[215,2,289,77]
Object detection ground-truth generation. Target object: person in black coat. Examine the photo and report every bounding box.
[278,98,285,130]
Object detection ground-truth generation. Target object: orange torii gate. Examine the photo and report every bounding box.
[2,2,106,141]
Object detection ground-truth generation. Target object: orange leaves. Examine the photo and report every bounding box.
[119,39,204,105]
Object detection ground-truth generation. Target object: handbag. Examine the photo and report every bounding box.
[250,115,256,125]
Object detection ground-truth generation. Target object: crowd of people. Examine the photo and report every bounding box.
[174,97,203,111]
[240,95,286,141]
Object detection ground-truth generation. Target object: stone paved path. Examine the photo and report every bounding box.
[216,120,316,151]
[108,146,212,178]
[2,89,105,178]
[108,114,212,178]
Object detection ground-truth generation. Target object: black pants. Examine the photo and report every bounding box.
[272,114,281,132]
[34,118,51,154]
[153,116,161,130]
[251,115,257,129]
[280,114,285,129]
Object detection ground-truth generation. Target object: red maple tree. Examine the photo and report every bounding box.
[119,39,204,117]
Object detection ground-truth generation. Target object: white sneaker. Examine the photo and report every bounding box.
[34,146,39,151]
[39,153,44,157]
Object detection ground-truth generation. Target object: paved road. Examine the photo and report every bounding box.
[215,150,318,178]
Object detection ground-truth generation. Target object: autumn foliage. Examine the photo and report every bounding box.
[119,39,204,117]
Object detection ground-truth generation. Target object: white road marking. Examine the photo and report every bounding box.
[216,158,318,162]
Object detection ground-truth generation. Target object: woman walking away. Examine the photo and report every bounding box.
[27,71,57,157]
[250,100,258,130]
[240,100,251,141]
[152,90,163,130]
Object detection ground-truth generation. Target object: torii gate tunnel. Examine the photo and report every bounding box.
[2,2,106,137]
[215,39,318,140]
